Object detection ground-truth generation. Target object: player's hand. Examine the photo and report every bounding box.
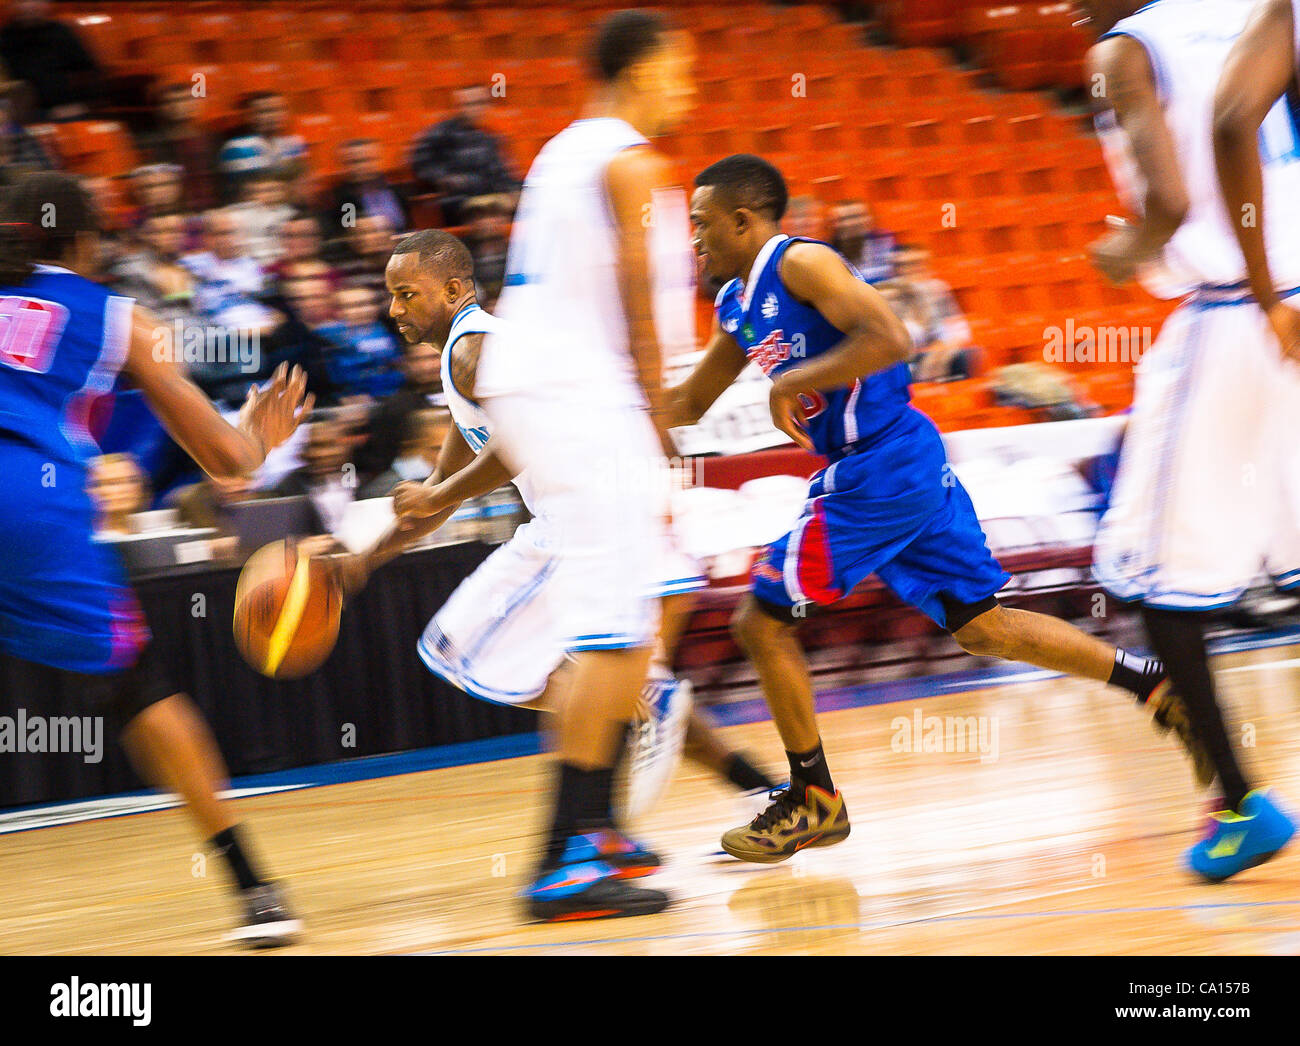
[238,363,314,460]
[769,376,815,453]
[1089,217,1147,286]
[297,535,370,599]
[392,480,457,525]
[1267,301,1300,364]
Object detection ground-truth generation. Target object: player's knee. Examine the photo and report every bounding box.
[731,597,781,650]
[950,602,1007,658]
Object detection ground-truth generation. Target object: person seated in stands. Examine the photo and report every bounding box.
[412,84,520,226]
[216,91,307,204]
[137,82,217,211]
[829,198,895,284]
[359,408,452,499]
[886,244,982,383]
[229,173,296,267]
[329,214,396,297]
[87,454,149,537]
[327,138,410,233]
[111,212,203,327]
[463,196,510,310]
[783,194,824,240]
[265,214,341,291]
[272,418,358,534]
[167,472,259,552]
[128,163,187,223]
[355,340,445,482]
[0,0,103,120]
[318,285,405,402]
[0,81,56,179]
[261,272,346,406]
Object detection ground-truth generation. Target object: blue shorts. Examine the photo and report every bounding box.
[751,408,1009,629]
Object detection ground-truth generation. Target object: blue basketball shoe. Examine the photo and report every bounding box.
[1186,789,1295,883]
[523,834,671,922]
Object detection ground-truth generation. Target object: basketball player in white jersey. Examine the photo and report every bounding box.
[1082,0,1299,881]
[323,229,777,825]
[348,12,696,920]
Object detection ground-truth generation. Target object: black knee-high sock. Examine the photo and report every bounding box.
[544,760,617,869]
[1142,606,1251,810]
[787,741,834,795]
[211,824,266,892]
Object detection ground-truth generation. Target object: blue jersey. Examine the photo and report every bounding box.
[716,235,912,460]
[0,265,149,673]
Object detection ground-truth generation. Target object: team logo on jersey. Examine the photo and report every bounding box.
[0,296,68,374]
[748,329,794,374]
[723,316,740,334]
[761,293,780,321]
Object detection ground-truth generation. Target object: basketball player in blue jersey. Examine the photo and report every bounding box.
[0,172,312,946]
[670,155,1209,863]
[320,231,779,890]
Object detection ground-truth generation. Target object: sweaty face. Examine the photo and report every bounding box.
[386,252,448,346]
[690,184,743,283]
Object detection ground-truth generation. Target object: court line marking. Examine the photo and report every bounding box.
[414,898,1300,954]
[6,624,1300,834]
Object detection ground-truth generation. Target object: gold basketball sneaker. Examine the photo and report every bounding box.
[721,783,851,863]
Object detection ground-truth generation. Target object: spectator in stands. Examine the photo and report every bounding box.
[784,195,824,240]
[262,272,345,405]
[318,285,405,401]
[230,174,296,266]
[87,453,149,538]
[216,91,307,203]
[0,0,103,120]
[464,196,509,309]
[356,340,445,480]
[888,244,982,382]
[129,163,186,222]
[829,198,895,284]
[0,82,56,179]
[272,418,358,534]
[265,215,340,290]
[138,82,217,211]
[331,214,396,296]
[412,84,519,226]
[327,138,409,233]
[359,409,453,499]
[167,472,258,534]
[111,212,201,323]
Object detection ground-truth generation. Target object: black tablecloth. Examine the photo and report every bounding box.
[0,542,538,809]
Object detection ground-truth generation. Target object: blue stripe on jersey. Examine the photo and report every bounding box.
[715,235,912,460]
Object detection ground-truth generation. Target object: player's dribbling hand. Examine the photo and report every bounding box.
[1267,302,1300,364]
[1089,217,1145,286]
[297,535,371,599]
[239,363,314,458]
[391,480,455,525]
[769,377,815,453]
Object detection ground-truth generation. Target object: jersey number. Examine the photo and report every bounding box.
[0,296,68,374]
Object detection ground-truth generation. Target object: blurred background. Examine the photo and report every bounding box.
[4,0,1293,810]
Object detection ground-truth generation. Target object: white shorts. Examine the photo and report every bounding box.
[417,519,706,706]
[1094,289,1300,609]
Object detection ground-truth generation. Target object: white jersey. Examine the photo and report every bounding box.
[1096,0,1300,297]
[479,116,696,406]
[440,302,535,512]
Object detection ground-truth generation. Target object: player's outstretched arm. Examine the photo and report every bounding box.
[1214,0,1298,350]
[124,305,312,480]
[765,241,911,448]
[606,144,677,454]
[668,311,750,427]
[1087,34,1188,284]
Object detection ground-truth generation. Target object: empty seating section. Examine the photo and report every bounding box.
[44,1,1163,426]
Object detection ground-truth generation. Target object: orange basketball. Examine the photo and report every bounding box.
[233,538,342,679]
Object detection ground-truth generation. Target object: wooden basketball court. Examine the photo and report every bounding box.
[4,640,1299,955]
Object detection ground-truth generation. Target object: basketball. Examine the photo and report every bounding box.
[233,538,342,679]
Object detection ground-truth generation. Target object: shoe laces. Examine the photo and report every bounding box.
[751,786,802,831]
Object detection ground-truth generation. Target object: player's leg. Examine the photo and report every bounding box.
[111,642,300,947]
[1097,300,1295,879]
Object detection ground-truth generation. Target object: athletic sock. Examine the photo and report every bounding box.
[544,761,616,870]
[1141,606,1251,810]
[787,741,834,796]
[1109,648,1167,703]
[725,753,778,793]
[211,824,266,892]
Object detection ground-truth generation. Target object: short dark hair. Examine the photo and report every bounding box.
[590,9,669,82]
[391,229,474,281]
[694,154,789,222]
[0,171,99,286]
